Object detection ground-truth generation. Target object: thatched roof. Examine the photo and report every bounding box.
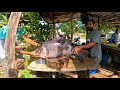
[39,12,81,24]
[87,12,120,28]
[39,12,120,28]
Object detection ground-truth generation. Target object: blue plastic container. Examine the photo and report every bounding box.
[100,51,109,65]
[88,69,96,75]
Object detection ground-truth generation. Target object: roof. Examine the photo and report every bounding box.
[39,12,81,24]
[39,12,120,28]
[87,12,120,28]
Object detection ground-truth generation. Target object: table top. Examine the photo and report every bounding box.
[27,57,101,72]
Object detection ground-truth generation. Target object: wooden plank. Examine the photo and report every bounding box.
[27,57,100,72]
[94,73,109,78]
[98,68,114,77]
[60,72,78,78]
[4,12,22,78]
[104,17,117,21]
[101,43,120,54]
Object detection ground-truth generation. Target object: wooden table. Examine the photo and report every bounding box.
[27,57,100,78]
[101,43,120,54]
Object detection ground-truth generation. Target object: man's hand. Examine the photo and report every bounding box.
[72,46,82,54]
[36,44,41,47]
[29,51,41,57]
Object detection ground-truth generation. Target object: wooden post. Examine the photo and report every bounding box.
[4,12,22,78]
[70,19,74,44]
[98,16,100,31]
[86,27,88,41]
[49,12,56,39]
[53,21,56,38]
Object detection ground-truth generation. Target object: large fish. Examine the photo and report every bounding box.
[35,37,89,62]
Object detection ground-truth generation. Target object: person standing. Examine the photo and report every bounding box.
[73,19,102,78]
[111,28,119,44]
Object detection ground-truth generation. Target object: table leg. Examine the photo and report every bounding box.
[52,72,56,78]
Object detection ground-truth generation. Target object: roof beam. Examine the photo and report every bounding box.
[110,22,119,24]
[104,17,117,22]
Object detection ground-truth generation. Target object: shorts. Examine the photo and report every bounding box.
[88,69,96,75]
[87,58,99,75]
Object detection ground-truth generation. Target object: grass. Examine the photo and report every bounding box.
[81,34,86,39]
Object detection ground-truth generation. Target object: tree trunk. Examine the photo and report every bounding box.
[4,12,22,78]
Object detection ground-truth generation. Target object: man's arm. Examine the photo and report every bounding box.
[81,42,96,49]
[73,42,96,53]
[73,30,101,53]
[20,34,41,46]
[15,48,30,55]
[15,48,40,57]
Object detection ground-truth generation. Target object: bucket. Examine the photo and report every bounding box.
[88,69,96,75]
[100,51,109,65]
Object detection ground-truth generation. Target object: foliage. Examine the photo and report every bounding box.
[0,12,9,28]
[56,18,86,41]
[17,54,34,78]
[81,34,86,38]
[22,54,29,67]
[19,12,52,44]
[57,18,86,34]
[0,12,52,44]
[94,18,116,35]
[19,69,34,78]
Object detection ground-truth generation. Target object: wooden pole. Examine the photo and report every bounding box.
[71,19,74,44]
[53,21,56,38]
[49,12,56,39]
[4,12,22,78]
[86,27,88,41]
[98,16,100,31]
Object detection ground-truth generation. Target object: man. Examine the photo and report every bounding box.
[0,13,40,59]
[0,25,41,58]
[110,28,119,44]
[0,13,40,77]
[73,19,102,78]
